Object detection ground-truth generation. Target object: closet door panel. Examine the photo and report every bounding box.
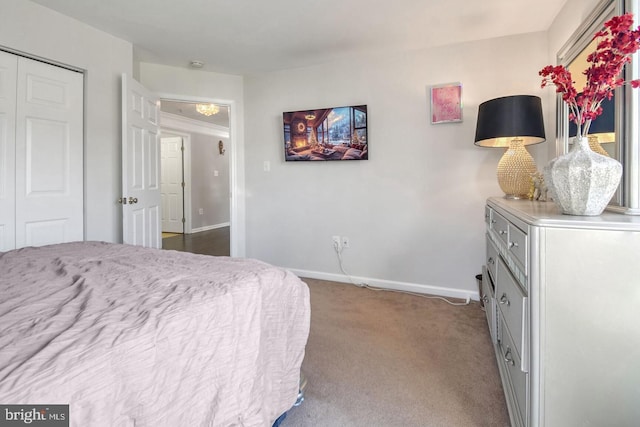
[25,117,68,194]
[15,57,83,248]
[0,51,17,251]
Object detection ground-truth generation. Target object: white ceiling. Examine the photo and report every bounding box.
[30,0,568,76]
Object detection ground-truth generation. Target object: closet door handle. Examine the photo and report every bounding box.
[499,294,510,306]
[503,347,515,366]
[128,197,138,204]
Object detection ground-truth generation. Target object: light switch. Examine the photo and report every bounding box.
[263,161,271,172]
[214,170,219,177]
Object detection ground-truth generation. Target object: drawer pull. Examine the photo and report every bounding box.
[499,229,507,235]
[503,347,515,366]
[481,295,489,304]
[509,241,519,248]
[488,257,495,265]
[499,293,510,306]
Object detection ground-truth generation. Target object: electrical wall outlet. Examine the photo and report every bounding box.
[332,235,341,250]
[199,208,204,215]
[341,236,350,248]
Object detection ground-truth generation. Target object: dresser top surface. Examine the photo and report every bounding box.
[487,197,640,231]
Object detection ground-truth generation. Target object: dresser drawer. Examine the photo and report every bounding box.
[498,314,527,427]
[491,211,510,246]
[508,223,528,275]
[486,235,499,283]
[496,256,526,358]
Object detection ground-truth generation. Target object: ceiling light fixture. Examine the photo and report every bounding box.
[190,60,204,68]
[196,103,220,116]
[305,113,316,120]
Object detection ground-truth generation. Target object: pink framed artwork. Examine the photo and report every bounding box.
[430,83,462,124]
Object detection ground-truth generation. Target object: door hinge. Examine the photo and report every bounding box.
[181,182,185,188]
[181,145,185,152]
[182,218,185,223]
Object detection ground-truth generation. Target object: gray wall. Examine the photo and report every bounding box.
[7,0,604,297]
[191,133,230,230]
[243,32,550,298]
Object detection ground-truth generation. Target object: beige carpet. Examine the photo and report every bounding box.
[282,279,510,427]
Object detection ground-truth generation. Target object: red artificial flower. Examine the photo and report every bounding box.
[540,13,640,137]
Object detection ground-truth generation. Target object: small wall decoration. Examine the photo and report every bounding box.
[430,82,462,124]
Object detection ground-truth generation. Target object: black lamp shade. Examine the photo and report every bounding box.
[568,94,615,139]
[474,95,546,147]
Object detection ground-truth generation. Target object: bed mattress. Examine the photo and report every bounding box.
[0,242,310,426]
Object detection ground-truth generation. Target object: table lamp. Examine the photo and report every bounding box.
[474,95,546,199]
[568,94,615,156]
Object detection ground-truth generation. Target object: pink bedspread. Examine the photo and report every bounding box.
[0,242,310,426]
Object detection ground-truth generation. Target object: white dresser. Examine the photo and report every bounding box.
[482,197,640,427]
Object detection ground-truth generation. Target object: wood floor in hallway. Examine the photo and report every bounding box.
[161,227,230,256]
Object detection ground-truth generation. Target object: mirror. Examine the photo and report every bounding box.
[555,0,640,213]
[567,38,617,158]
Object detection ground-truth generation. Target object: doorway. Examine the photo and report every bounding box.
[159,100,231,256]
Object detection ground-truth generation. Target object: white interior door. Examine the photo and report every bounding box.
[161,136,184,233]
[15,56,84,248]
[121,74,161,248]
[0,51,17,251]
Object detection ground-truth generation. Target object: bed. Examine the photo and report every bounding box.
[0,241,310,426]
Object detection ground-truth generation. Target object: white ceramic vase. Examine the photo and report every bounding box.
[544,136,622,216]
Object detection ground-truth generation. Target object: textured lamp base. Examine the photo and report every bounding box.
[497,139,538,199]
[588,135,610,157]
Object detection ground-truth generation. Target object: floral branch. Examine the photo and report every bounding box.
[540,13,640,138]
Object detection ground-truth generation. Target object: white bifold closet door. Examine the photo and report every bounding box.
[0,50,83,251]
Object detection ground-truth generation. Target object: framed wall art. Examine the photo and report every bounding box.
[283,104,368,161]
[430,82,462,124]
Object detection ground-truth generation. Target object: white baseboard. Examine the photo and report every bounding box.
[191,222,230,234]
[286,267,480,302]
